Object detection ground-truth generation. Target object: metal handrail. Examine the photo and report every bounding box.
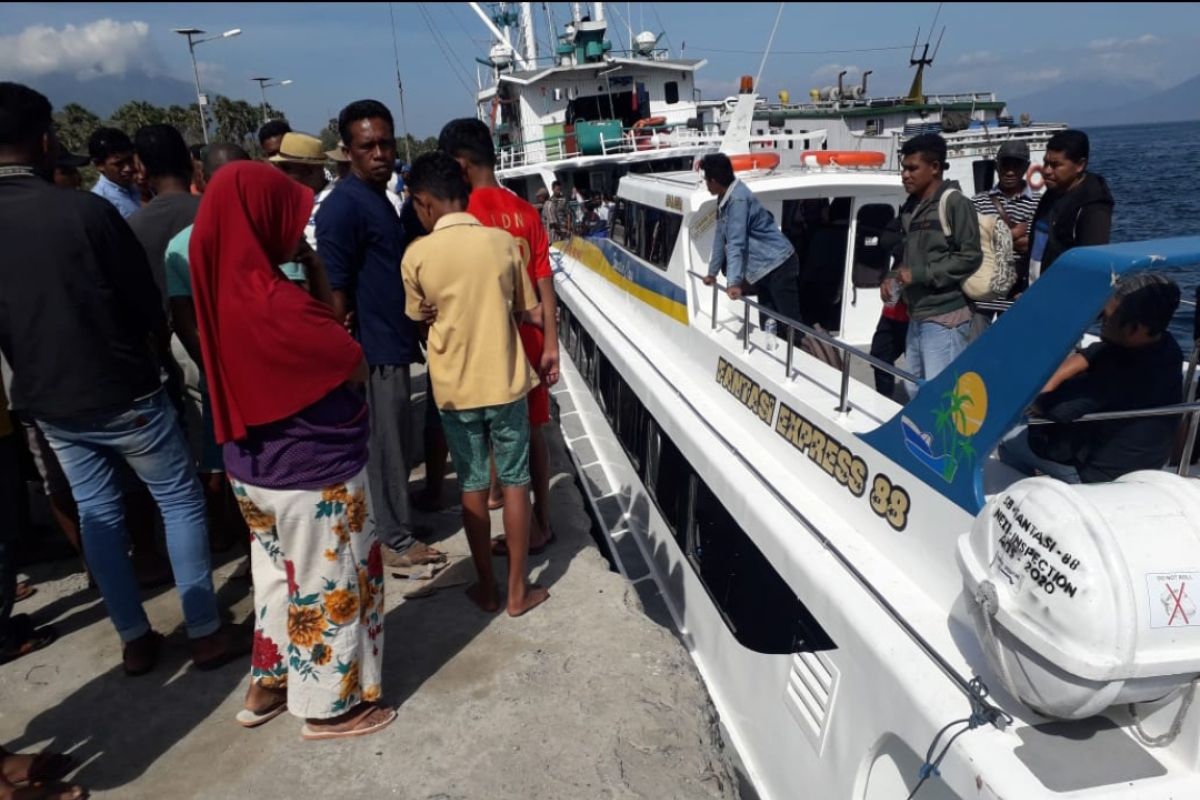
[687,270,919,413]
[1027,402,1200,425]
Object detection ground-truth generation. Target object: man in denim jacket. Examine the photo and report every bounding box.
[701,154,800,327]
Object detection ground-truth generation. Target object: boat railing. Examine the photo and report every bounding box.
[690,271,1200,475]
[762,91,998,114]
[686,270,919,414]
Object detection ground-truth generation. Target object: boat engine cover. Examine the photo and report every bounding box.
[957,471,1200,719]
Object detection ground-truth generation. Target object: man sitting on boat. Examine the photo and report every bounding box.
[700,152,801,333]
[998,273,1183,483]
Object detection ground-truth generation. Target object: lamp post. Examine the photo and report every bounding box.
[173,27,242,145]
[250,77,293,126]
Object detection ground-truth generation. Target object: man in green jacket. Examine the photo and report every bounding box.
[890,133,982,385]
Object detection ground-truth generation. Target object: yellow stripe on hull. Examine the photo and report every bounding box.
[556,238,689,325]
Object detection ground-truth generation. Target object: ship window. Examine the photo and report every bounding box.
[665,81,680,105]
[851,203,898,289]
[646,423,691,548]
[594,350,619,426]
[616,374,648,473]
[611,200,627,246]
[689,477,837,654]
[578,326,596,385]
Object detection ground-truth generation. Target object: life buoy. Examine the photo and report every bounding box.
[799,150,886,168]
[1026,163,1045,191]
[632,116,668,130]
[729,152,780,172]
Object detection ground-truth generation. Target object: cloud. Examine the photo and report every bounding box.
[196,61,225,89]
[811,63,860,84]
[0,19,161,80]
[954,50,998,67]
[1087,33,1161,51]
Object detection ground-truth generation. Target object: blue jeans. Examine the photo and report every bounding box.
[998,427,1082,484]
[905,318,971,389]
[37,391,220,643]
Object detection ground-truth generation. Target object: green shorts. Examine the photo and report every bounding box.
[439,398,531,493]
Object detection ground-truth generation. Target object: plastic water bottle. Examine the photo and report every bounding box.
[764,317,779,351]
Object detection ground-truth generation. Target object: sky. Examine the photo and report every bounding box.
[2,2,1199,137]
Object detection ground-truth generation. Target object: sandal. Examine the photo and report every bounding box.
[383,542,447,569]
[490,530,557,557]
[235,702,288,728]
[0,616,57,665]
[1,750,76,786]
[14,581,36,604]
[301,704,397,741]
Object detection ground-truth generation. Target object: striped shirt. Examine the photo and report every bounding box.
[972,184,1040,276]
[971,185,1040,226]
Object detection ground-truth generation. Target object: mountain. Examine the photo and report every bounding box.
[1079,73,1200,127]
[1006,78,1158,126]
[24,71,197,117]
[1008,73,1200,127]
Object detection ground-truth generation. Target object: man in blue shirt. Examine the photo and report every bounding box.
[700,153,801,331]
[88,126,140,218]
[316,99,443,570]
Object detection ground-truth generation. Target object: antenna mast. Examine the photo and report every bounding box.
[388,3,412,163]
[905,24,944,104]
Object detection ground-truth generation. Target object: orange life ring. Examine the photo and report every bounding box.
[729,152,780,172]
[1026,163,1045,191]
[633,115,668,130]
[799,150,886,167]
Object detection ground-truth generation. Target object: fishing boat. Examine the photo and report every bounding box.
[548,98,1200,798]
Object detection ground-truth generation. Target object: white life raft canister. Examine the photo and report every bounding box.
[957,471,1200,720]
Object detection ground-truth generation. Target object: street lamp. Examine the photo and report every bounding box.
[173,27,242,145]
[250,77,293,126]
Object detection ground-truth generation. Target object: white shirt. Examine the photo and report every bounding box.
[306,182,335,251]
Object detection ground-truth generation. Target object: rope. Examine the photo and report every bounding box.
[1129,678,1199,748]
[974,580,1023,701]
[753,3,786,93]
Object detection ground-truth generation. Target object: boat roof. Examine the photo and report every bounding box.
[618,165,902,211]
[499,57,707,86]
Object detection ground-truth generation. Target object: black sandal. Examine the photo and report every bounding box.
[0,615,57,665]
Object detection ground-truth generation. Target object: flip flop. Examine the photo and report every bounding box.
[236,702,288,728]
[301,705,397,741]
[0,616,57,666]
[14,581,36,603]
[491,530,557,557]
[1,750,76,786]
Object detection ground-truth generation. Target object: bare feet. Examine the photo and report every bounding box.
[507,583,550,617]
[466,582,502,613]
[302,703,397,740]
[382,541,447,570]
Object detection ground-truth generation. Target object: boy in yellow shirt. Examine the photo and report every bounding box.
[401,152,549,617]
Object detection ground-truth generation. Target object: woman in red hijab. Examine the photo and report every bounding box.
[190,161,393,739]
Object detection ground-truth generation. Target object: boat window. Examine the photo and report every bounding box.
[611,200,627,245]
[664,81,680,105]
[851,203,898,289]
[614,201,682,271]
[646,422,691,548]
[689,477,837,654]
[972,158,996,194]
[616,374,648,473]
[594,350,620,427]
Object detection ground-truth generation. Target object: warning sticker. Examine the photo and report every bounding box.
[1147,573,1200,628]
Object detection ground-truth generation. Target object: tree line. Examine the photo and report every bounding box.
[55,96,442,164]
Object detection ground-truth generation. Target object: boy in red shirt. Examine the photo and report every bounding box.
[436,119,559,554]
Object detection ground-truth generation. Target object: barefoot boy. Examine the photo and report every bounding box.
[401,152,549,617]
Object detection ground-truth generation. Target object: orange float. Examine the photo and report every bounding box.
[728,152,781,171]
[799,150,887,167]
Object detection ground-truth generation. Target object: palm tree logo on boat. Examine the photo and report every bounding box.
[901,372,988,483]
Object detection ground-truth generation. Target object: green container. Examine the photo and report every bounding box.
[575,120,624,155]
[544,123,566,160]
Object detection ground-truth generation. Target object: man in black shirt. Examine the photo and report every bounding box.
[1000,273,1183,483]
[0,82,240,675]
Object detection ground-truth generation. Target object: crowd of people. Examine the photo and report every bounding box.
[0,80,565,797]
[700,128,1185,487]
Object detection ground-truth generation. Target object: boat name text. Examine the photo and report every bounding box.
[716,357,777,425]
